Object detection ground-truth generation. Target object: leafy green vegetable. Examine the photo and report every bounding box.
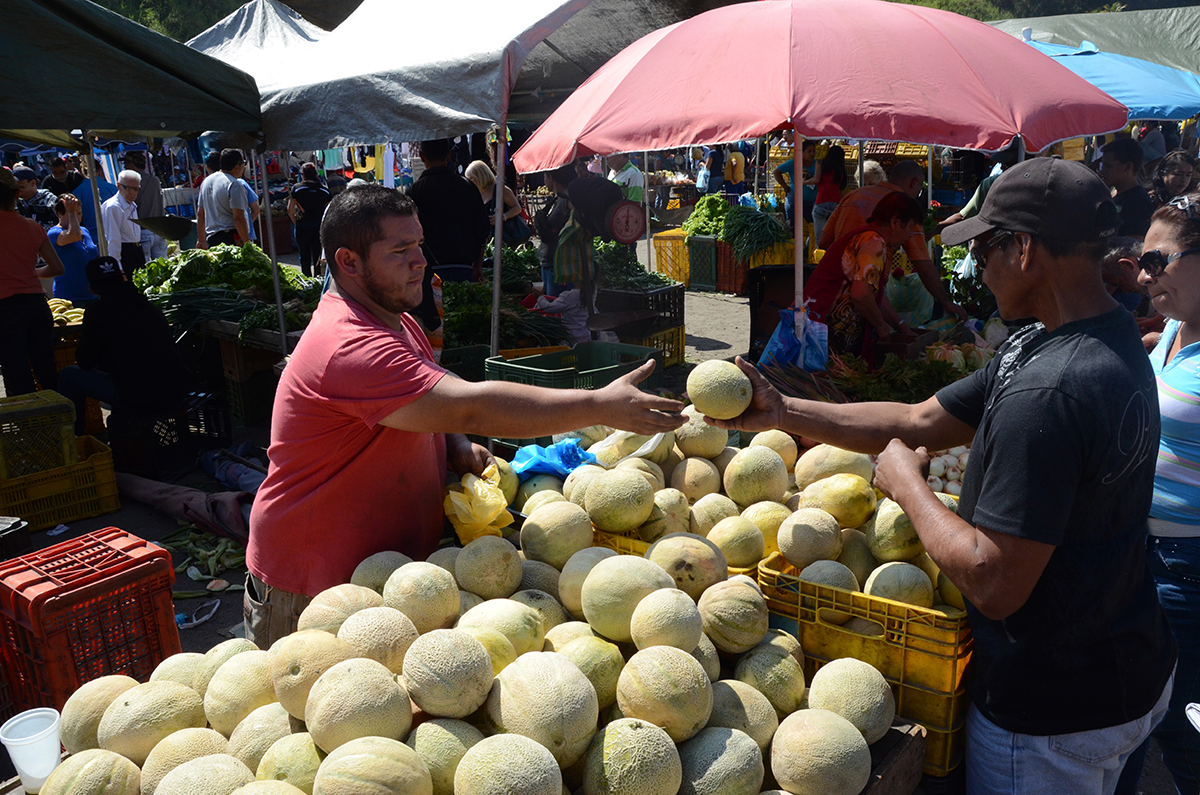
[441,281,572,350]
[134,243,316,304]
[681,195,730,239]
[723,206,791,261]
[593,240,676,292]
[483,243,543,292]
[939,245,997,320]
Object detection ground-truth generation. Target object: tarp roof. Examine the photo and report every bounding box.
[990,7,1200,76]
[186,0,326,80]
[1022,39,1200,121]
[0,0,263,147]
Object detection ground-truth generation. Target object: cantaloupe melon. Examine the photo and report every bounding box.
[688,494,740,537]
[312,736,433,795]
[39,748,140,795]
[740,502,791,557]
[524,490,569,514]
[460,590,485,615]
[97,681,207,766]
[141,727,229,795]
[798,560,859,625]
[402,629,494,719]
[749,430,798,470]
[770,709,871,795]
[644,533,727,601]
[723,447,788,507]
[707,447,739,479]
[938,572,966,610]
[485,652,599,768]
[257,733,323,794]
[615,646,713,743]
[912,552,940,586]
[585,470,655,533]
[564,466,607,506]
[515,474,566,512]
[520,559,562,600]
[669,458,722,504]
[863,562,934,608]
[690,634,721,682]
[543,620,597,652]
[229,702,293,774]
[697,580,768,654]
[149,653,205,689]
[455,536,524,600]
[510,588,569,632]
[297,583,384,635]
[836,528,878,589]
[337,605,418,674]
[629,588,703,651]
[676,727,764,795]
[61,674,139,755]
[559,548,618,619]
[807,658,895,744]
[235,782,307,793]
[495,458,520,505]
[793,444,874,490]
[733,646,806,719]
[305,658,412,753]
[706,679,779,754]
[196,638,259,700]
[581,555,674,642]
[637,488,690,543]
[457,598,546,656]
[756,629,805,668]
[686,361,752,420]
[557,635,626,710]
[454,625,518,675]
[351,550,412,593]
[674,406,729,459]
[155,754,254,795]
[705,516,765,569]
[270,630,357,720]
[582,718,681,795]
[405,718,485,795]
[454,734,562,795]
[801,473,877,529]
[616,457,665,491]
[661,444,685,484]
[382,561,463,633]
[777,507,842,571]
[863,498,924,562]
[205,649,276,737]
[521,502,594,570]
[426,548,460,577]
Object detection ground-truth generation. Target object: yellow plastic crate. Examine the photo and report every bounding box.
[592,529,757,578]
[0,437,119,532]
[758,551,971,774]
[746,241,797,269]
[896,143,929,158]
[622,325,685,368]
[652,229,689,285]
[0,391,78,480]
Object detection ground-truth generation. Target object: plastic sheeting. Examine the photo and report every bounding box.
[186,0,326,80]
[0,0,262,146]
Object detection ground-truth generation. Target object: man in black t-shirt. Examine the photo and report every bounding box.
[406,138,489,284]
[1100,137,1156,240]
[709,159,1176,794]
[41,157,83,197]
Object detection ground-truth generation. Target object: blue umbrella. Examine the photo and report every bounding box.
[1024,38,1200,121]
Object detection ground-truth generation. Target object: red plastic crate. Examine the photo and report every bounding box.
[0,528,181,712]
[716,241,748,294]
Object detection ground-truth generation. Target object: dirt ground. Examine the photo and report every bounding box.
[3,243,1178,795]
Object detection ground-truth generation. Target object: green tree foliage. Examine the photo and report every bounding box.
[90,0,245,42]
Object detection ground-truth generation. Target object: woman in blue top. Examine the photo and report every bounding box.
[48,193,98,306]
[1118,192,1200,795]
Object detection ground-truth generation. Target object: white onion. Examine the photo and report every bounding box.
[927,475,945,492]
[945,466,962,482]
[929,459,947,478]
[940,454,960,469]
[957,452,970,470]
[945,480,963,496]
[948,446,970,457]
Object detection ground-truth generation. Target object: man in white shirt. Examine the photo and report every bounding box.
[101,170,145,277]
[196,149,251,248]
[122,151,168,261]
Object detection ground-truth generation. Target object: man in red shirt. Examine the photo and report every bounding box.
[246,186,684,646]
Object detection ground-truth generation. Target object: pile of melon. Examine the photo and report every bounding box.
[48,523,903,795]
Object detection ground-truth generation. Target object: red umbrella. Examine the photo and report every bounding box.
[514,0,1128,172]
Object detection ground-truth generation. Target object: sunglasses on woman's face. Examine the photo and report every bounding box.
[1138,245,1200,277]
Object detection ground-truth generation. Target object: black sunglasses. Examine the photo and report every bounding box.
[969,231,1015,269]
[1138,245,1200,277]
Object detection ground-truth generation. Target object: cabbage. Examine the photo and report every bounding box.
[982,318,1009,348]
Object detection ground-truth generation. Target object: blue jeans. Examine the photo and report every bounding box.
[966,672,1173,795]
[813,201,838,247]
[57,365,119,435]
[541,266,561,298]
[1116,536,1200,795]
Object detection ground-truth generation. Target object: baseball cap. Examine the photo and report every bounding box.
[941,158,1119,247]
[11,166,37,183]
[85,256,126,286]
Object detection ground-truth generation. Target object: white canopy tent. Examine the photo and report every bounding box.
[186,0,326,80]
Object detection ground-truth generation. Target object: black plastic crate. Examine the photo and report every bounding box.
[595,283,684,327]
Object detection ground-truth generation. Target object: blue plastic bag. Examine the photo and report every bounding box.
[512,439,597,479]
[761,306,828,372]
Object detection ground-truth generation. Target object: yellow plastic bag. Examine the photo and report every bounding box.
[444,464,514,544]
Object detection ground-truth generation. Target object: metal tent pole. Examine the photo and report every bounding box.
[644,151,652,271]
[254,150,289,356]
[490,122,507,357]
[84,133,107,257]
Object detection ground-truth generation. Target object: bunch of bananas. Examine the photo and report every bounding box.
[48,299,84,326]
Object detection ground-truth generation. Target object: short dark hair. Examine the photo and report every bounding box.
[219,149,245,172]
[868,191,924,226]
[1103,236,1142,269]
[1102,137,1144,171]
[123,151,146,170]
[551,164,576,187]
[888,159,924,184]
[321,185,416,277]
[51,157,66,168]
[54,198,66,216]
[1150,192,1200,250]
[420,139,451,161]
[1035,236,1106,261]
[301,163,319,180]
[205,151,222,172]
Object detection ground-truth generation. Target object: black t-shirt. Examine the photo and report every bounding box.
[42,172,83,196]
[935,308,1175,736]
[76,285,192,413]
[708,149,725,183]
[290,182,331,231]
[1112,185,1155,238]
[407,165,489,267]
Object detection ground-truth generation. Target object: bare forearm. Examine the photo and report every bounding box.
[776,399,928,454]
[852,292,891,337]
[234,215,251,242]
[430,381,607,438]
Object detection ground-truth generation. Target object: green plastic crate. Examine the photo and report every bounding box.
[485,342,663,391]
[440,345,491,382]
[686,235,718,292]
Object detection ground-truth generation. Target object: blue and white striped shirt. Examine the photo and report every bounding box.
[1149,319,1200,527]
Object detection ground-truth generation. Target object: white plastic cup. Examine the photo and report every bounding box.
[0,708,62,793]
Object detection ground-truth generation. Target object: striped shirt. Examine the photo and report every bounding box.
[1149,319,1200,527]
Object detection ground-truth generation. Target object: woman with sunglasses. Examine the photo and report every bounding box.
[1118,192,1200,795]
[1151,151,1197,208]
